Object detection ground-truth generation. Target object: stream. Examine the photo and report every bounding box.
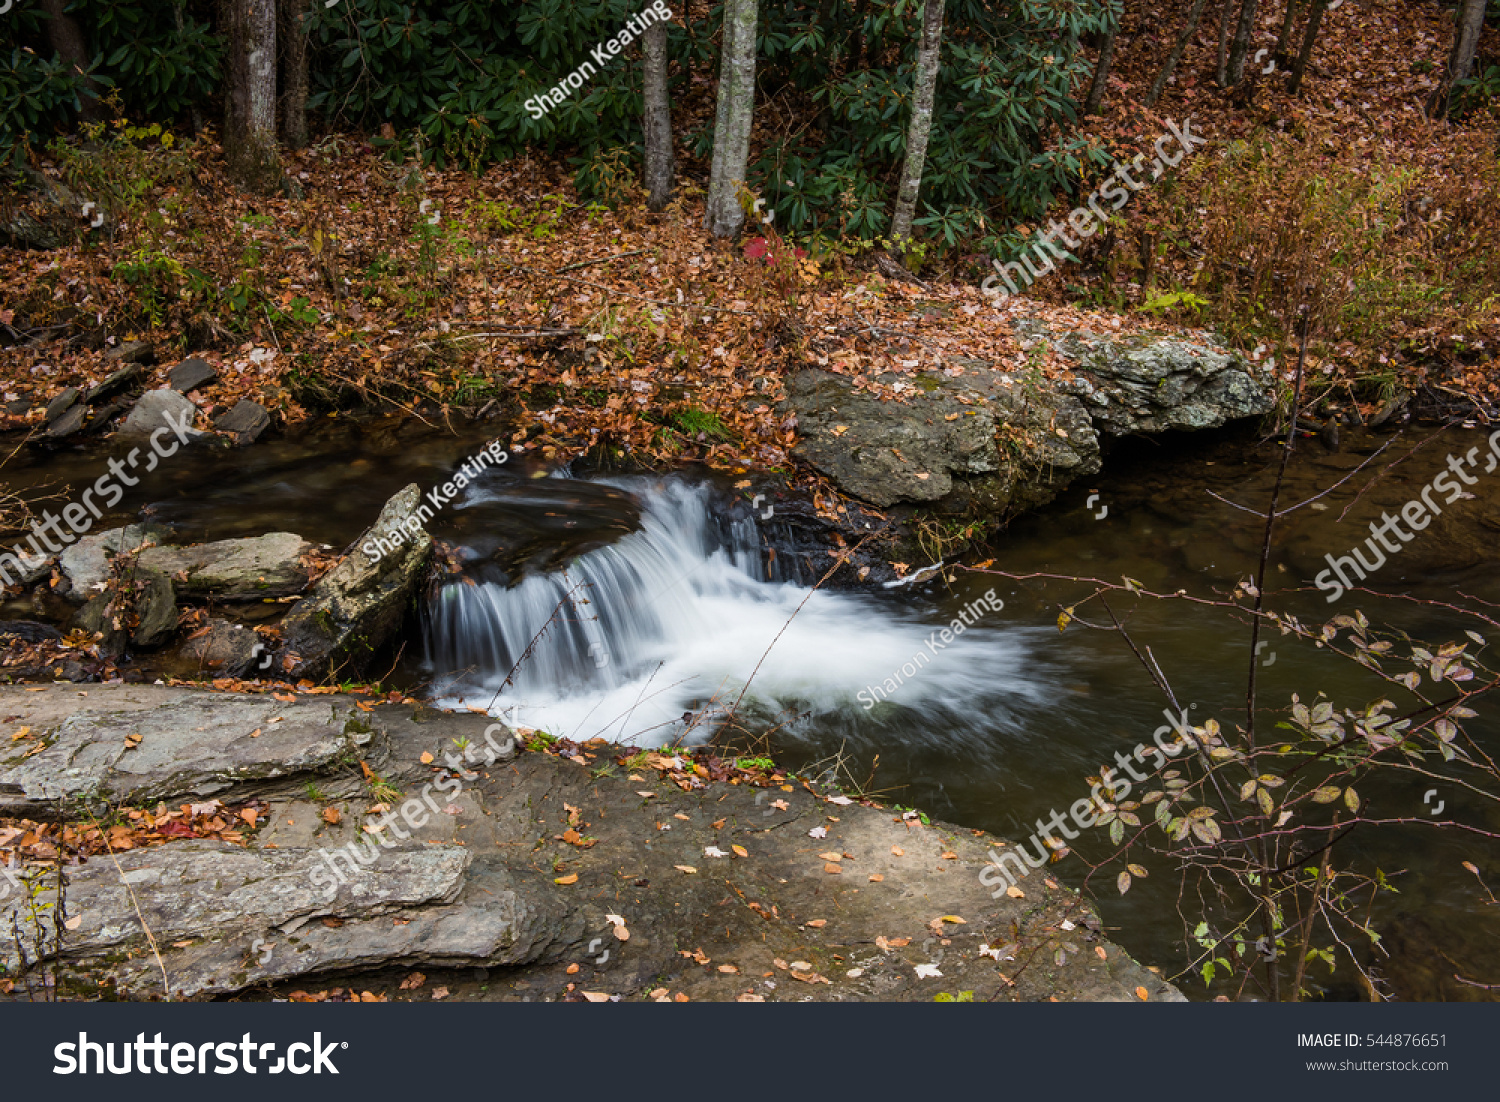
[4,412,1498,1001]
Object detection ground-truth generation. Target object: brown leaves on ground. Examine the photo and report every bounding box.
[0,797,268,877]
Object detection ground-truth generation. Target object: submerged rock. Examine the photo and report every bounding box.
[279,483,432,680]
[179,618,265,676]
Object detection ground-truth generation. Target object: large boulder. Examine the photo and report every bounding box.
[120,387,199,439]
[58,524,167,601]
[786,317,1272,519]
[279,484,433,680]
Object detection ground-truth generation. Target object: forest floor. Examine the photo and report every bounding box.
[0,0,1496,516]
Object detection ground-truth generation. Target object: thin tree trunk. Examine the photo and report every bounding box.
[1147,0,1211,107]
[1084,19,1118,115]
[40,0,104,120]
[278,0,310,149]
[1287,0,1329,94]
[890,0,946,244]
[1427,0,1488,118]
[705,0,759,238]
[224,0,283,194]
[643,16,674,212]
[1274,0,1303,62]
[1216,0,1233,85]
[1225,0,1262,85]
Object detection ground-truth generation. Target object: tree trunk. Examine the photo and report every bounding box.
[1225,0,1261,86]
[1274,0,1303,63]
[278,0,310,149]
[1147,0,1211,107]
[1287,0,1329,94]
[1215,0,1233,85]
[40,0,103,120]
[704,0,759,238]
[1427,0,1488,118]
[643,16,674,212]
[1083,19,1118,115]
[890,0,946,244]
[224,0,283,194]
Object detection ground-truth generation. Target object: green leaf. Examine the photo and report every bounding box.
[1311,786,1342,804]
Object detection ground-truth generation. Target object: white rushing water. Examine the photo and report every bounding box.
[425,475,1052,749]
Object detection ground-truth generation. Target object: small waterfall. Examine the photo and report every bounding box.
[425,475,1053,749]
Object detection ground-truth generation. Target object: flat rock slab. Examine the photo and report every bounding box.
[167,357,217,394]
[0,691,382,816]
[0,685,1181,1004]
[139,531,313,599]
[215,399,270,444]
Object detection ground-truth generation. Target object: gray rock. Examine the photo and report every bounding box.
[0,168,87,250]
[101,341,154,366]
[45,387,81,422]
[1033,322,1274,435]
[3,840,470,983]
[130,569,177,649]
[281,484,432,680]
[168,357,217,394]
[71,593,125,657]
[215,399,270,444]
[0,691,383,816]
[180,618,265,676]
[45,404,87,439]
[85,363,143,405]
[120,388,199,439]
[58,525,167,602]
[787,365,1098,514]
[138,532,313,600]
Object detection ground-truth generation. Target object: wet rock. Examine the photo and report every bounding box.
[280,484,432,680]
[120,387,199,439]
[71,593,126,657]
[58,524,167,602]
[45,387,81,422]
[129,569,177,649]
[180,618,264,676]
[168,356,217,394]
[0,621,62,645]
[0,690,384,817]
[215,399,270,444]
[137,532,314,600]
[44,404,87,439]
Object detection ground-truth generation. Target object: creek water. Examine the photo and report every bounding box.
[4,412,1497,1000]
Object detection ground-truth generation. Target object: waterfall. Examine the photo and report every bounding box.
[425,474,1051,749]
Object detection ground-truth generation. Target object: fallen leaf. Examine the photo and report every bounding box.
[846,967,864,978]
[891,846,904,856]
[826,795,854,806]
[712,818,726,829]
[805,919,827,928]
[1136,986,1149,1001]
[399,972,426,990]
[940,851,957,860]
[674,865,698,874]
[817,851,844,862]
[736,993,765,1002]
[869,874,884,882]
[673,813,690,821]
[704,846,728,858]
[581,992,611,1003]
[239,808,259,827]
[808,826,828,839]
[914,964,943,979]
[717,964,739,974]
[731,845,748,858]
[420,751,434,764]
[674,993,689,1002]
[554,873,579,885]
[566,963,580,975]
[431,986,450,1000]
[648,987,669,998]
[322,807,341,824]
[636,791,656,798]
[1006,885,1025,898]
[63,915,82,931]
[791,970,831,984]
[823,862,842,874]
